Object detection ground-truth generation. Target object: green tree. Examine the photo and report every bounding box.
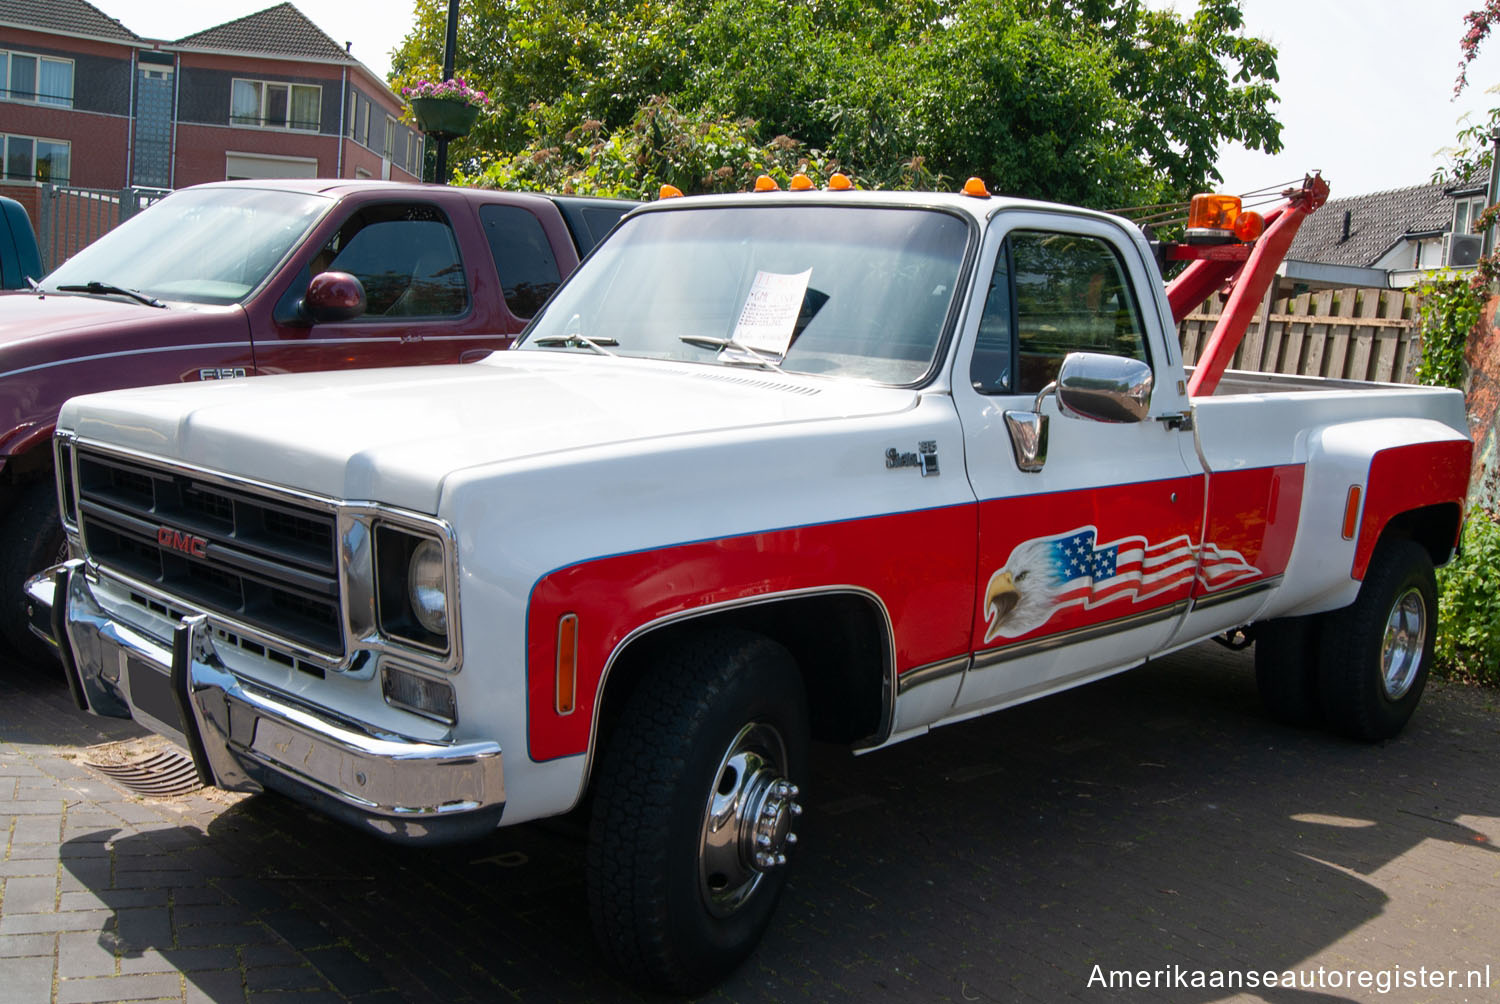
[392,0,1280,206]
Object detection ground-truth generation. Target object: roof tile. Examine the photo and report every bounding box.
[173,2,352,62]
[0,0,141,42]
[1287,182,1453,268]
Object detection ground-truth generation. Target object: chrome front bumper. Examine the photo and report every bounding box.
[27,563,505,845]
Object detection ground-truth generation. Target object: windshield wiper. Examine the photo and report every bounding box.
[679,335,782,371]
[531,333,619,356]
[55,281,166,308]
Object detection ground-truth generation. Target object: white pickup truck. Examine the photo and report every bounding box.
[30,177,1471,992]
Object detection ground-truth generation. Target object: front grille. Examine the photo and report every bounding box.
[75,449,343,655]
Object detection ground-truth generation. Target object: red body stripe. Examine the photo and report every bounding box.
[524,506,978,761]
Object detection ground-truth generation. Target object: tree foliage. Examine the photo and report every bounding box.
[391,0,1281,206]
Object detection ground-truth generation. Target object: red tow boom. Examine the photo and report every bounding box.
[1163,175,1330,398]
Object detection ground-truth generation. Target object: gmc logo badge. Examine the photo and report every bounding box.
[157,526,208,558]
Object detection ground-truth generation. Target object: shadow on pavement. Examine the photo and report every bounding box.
[54,646,1500,1002]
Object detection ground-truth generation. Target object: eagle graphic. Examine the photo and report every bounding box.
[982,536,1073,642]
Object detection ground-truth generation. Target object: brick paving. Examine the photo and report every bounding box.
[2,642,1497,1003]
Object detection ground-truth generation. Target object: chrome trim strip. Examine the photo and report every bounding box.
[68,440,464,677]
[0,341,252,381]
[970,600,1191,670]
[896,655,970,695]
[576,585,898,801]
[1189,575,1282,612]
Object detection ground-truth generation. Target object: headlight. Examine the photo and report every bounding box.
[408,538,447,634]
[375,525,450,651]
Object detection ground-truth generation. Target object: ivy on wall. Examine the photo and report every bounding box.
[1413,271,1482,390]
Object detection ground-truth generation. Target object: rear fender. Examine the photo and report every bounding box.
[1270,417,1470,618]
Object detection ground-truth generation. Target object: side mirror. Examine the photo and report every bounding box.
[1055,352,1153,424]
[1002,352,1153,473]
[299,271,366,324]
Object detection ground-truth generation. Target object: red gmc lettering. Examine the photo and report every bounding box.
[156,527,208,558]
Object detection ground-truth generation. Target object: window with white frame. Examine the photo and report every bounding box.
[0,50,74,107]
[2,134,70,183]
[405,131,414,174]
[383,115,397,159]
[230,78,321,131]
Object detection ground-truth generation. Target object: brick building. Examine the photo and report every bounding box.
[0,0,422,208]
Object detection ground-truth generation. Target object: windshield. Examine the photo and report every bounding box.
[518,205,970,384]
[42,187,330,305]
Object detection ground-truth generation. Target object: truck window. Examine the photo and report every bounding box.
[970,243,1013,394]
[318,205,469,318]
[479,204,561,319]
[1010,230,1149,393]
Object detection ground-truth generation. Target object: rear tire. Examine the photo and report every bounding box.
[0,478,67,669]
[586,628,808,994]
[1317,538,1435,741]
[1254,614,1323,726]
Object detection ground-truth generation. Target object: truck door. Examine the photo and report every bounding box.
[950,213,1206,714]
[254,200,517,374]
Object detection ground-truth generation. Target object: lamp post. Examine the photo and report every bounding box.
[435,0,459,184]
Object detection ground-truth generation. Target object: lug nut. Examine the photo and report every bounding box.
[790,802,803,817]
[785,832,798,846]
[757,834,771,848]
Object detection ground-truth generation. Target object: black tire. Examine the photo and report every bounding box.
[586,628,809,994]
[1254,614,1323,726]
[0,478,68,669]
[1316,538,1436,742]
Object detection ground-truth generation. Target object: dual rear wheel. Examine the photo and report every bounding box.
[1255,538,1436,741]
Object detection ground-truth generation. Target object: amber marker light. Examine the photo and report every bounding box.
[754,174,780,192]
[789,173,814,191]
[1342,485,1362,540]
[962,176,991,198]
[1188,193,1240,231]
[1234,210,1264,242]
[827,172,853,191]
[556,613,579,715]
[659,184,684,199]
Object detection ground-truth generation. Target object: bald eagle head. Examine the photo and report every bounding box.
[983,536,1070,642]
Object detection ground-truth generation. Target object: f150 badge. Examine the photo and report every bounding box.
[885,441,939,476]
[199,367,247,380]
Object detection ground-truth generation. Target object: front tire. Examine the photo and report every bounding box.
[1317,538,1436,741]
[586,629,808,993]
[0,478,67,668]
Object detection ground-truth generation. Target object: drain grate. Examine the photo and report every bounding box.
[85,749,204,797]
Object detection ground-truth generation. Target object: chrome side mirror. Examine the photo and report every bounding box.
[1055,352,1153,424]
[1002,353,1153,473]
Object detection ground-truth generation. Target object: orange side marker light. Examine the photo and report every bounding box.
[1341,485,1362,540]
[556,613,579,715]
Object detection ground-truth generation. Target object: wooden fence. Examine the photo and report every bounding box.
[1179,287,1421,385]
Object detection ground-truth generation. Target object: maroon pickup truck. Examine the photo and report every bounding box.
[0,179,634,664]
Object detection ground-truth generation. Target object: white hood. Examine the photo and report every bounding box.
[59,352,922,512]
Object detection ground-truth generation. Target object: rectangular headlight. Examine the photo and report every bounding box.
[374,524,450,652]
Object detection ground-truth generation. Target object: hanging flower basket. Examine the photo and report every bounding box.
[410,98,481,140]
[404,78,489,141]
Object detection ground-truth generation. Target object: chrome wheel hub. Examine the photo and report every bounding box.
[698,722,802,917]
[1381,585,1426,700]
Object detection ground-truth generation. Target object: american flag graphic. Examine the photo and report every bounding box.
[983,526,1261,642]
[1045,527,1259,611]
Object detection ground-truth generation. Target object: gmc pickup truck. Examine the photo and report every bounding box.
[0,179,632,664]
[30,177,1470,992]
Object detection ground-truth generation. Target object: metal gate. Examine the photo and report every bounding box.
[37,185,170,272]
